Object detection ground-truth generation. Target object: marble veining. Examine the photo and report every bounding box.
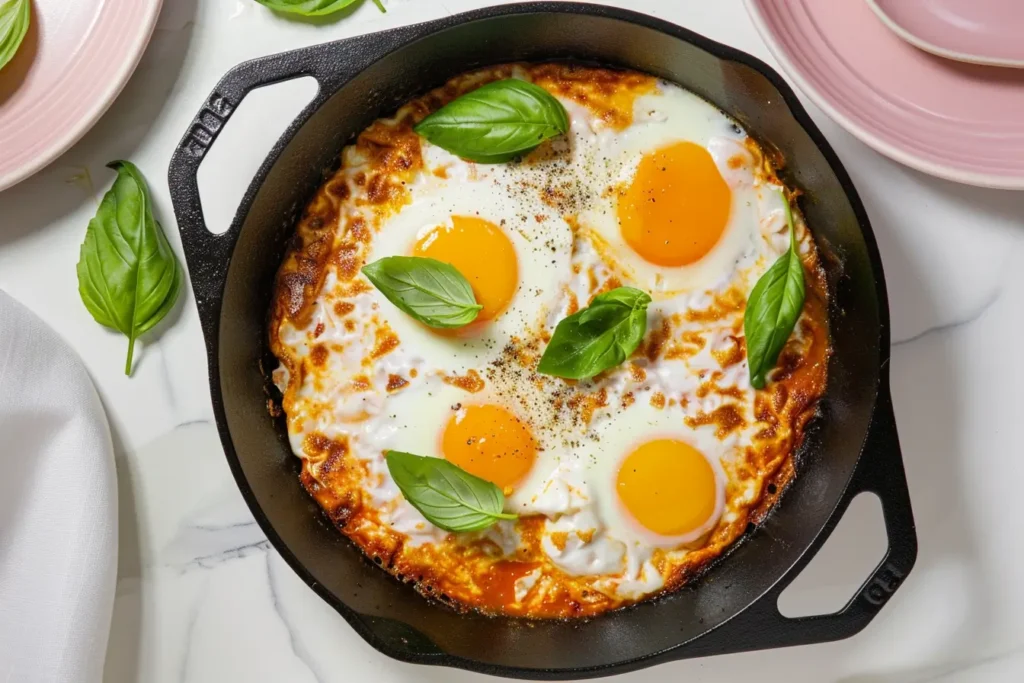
[892,286,1001,348]
[266,552,330,683]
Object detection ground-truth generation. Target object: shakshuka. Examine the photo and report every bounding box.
[268,63,829,618]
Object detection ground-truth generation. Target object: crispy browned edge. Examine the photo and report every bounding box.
[265,62,832,618]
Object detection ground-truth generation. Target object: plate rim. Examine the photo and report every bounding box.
[866,0,1024,70]
[0,0,165,192]
[745,0,1024,190]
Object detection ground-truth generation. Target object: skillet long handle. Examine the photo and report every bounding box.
[704,385,917,651]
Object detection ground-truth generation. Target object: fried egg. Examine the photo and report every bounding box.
[364,192,572,374]
[269,63,830,618]
[380,381,540,493]
[591,402,727,547]
[575,90,763,295]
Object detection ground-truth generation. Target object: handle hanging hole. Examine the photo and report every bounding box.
[196,76,319,235]
[777,492,888,618]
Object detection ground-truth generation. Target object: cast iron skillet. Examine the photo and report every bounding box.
[168,3,917,679]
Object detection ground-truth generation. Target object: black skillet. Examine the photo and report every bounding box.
[167,3,917,679]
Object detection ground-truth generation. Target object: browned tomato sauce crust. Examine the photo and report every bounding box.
[269,63,830,618]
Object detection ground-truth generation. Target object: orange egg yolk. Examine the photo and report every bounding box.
[442,404,536,490]
[617,141,731,267]
[616,438,718,536]
[413,216,518,322]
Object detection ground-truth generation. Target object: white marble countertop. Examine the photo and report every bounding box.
[1,0,1023,681]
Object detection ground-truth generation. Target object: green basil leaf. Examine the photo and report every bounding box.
[413,79,570,163]
[744,195,806,389]
[538,286,651,380]
[581,287,651,320]
[254,0,384,17]
[77,161,182,377]
[362,256,482,328]
[0,0,30,72]
[385,451,518,533]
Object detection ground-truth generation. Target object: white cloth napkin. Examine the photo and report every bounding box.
[0,291,117,683]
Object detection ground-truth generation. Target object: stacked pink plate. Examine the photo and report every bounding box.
[746,0,1024,189]
[868,0,1024,69]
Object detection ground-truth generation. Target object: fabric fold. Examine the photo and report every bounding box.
[0,290,118,683]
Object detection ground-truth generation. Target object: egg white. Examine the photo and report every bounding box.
[573,83,763,295]
[365,190,572,375]
[582,400,728,548]
[342,381,473,546]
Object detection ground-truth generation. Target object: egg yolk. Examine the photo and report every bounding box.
[442,404,536,490]
[616,438,718,536]
[617,141,731,267]
[414,216,518,322]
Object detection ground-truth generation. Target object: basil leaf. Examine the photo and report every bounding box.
[0,0,30,72]
[744,195,806,389]
[413,79,570,163]
[254,0,384,16]
[581,287,651,319]
[385,451,518,533]
[362,256,482,328]
[77,161,182,377]
[538,286,651,380]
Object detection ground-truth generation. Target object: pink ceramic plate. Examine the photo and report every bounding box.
[0,0,163,192]
[868,0,1024,69]
[746,0,1024,189]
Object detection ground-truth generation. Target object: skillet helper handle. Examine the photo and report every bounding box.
[725,387,917,648]
[167,50,336,327]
